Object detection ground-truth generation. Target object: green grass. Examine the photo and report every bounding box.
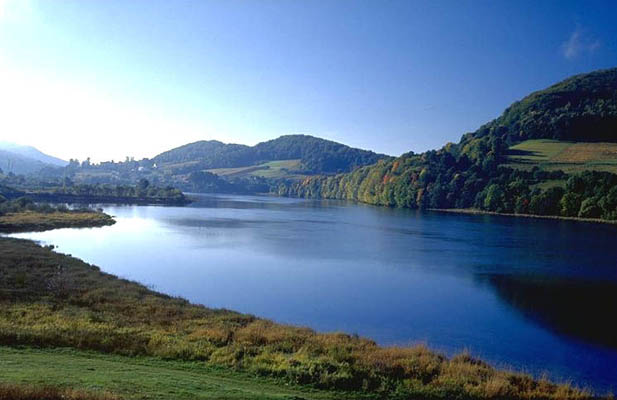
[0,237,593,399]
[530,179,567,191]
[507,139,617,173]
[248,160,305,179]
[0,347,350,400]
[159,160,201,171]
[207,160,307,180]
[205,165,267,177]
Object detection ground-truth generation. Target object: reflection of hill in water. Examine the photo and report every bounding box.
[482,274,617,350]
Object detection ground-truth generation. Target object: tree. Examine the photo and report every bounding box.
[578,197,602,218]
[560,193,582,217]
[528,187,564,216]
[482,184,505,212]
[138,178,150,191]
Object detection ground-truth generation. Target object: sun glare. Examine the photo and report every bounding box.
[0,65,206,162]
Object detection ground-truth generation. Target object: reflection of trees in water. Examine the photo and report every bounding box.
[481,274,617,350]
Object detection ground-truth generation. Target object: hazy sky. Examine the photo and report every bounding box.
[1,0,616,162]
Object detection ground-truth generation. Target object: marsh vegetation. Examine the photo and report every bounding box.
[0,198,114,233]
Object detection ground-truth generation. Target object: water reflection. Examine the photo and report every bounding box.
[481,274,617,350]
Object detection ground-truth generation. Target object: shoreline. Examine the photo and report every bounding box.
[0,211,116,233]
[430,208,617,225]
[23,192,191,206]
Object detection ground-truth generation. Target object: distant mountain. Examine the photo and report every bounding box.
[0,142,67,166]
[153,134,388,174]
[0,142,67,175]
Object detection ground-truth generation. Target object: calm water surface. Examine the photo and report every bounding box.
[12,194,617,392]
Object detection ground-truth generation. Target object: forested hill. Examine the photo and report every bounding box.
[467,67,617,144]
[281,68,617,221]
[253,135,389,173]
[153,134,388,174]
[153,140,251,168]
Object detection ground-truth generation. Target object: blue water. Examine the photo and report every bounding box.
[12,194,617,393]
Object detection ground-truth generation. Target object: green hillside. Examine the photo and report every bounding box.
[281,68,617,221]
[469,67,617,144]
[12,69,617,205]
[207,160,306,180]
[49,135,387,194]
[154,140,252,169]
[153,135,388,175]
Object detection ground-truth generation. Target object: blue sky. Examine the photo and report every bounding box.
[0,0,616,161]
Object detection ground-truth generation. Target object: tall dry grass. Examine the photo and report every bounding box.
[0,384,120,400]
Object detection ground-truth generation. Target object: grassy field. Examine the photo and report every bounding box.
[0,237,592,399]
[207,160,306,180]
[507,139,617,173]
[0,211,115,233]
[249,160,306,179]
[0,347,350,400]
[73,171,118,181]
[159,160,201,172]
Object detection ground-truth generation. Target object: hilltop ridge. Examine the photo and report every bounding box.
[466,67,617,144]
[153,134,388,174]
[0,142,67,175]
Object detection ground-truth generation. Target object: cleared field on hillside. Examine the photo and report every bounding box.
[74,171,117,180]
[207,159,306,179]
[205,164,267,176]
[507,139,617,173]
[159,160,201,171]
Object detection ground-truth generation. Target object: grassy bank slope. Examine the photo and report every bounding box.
[0,238,590,399]
[0,347,346,400]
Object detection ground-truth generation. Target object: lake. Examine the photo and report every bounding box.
[11,193,617,392]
